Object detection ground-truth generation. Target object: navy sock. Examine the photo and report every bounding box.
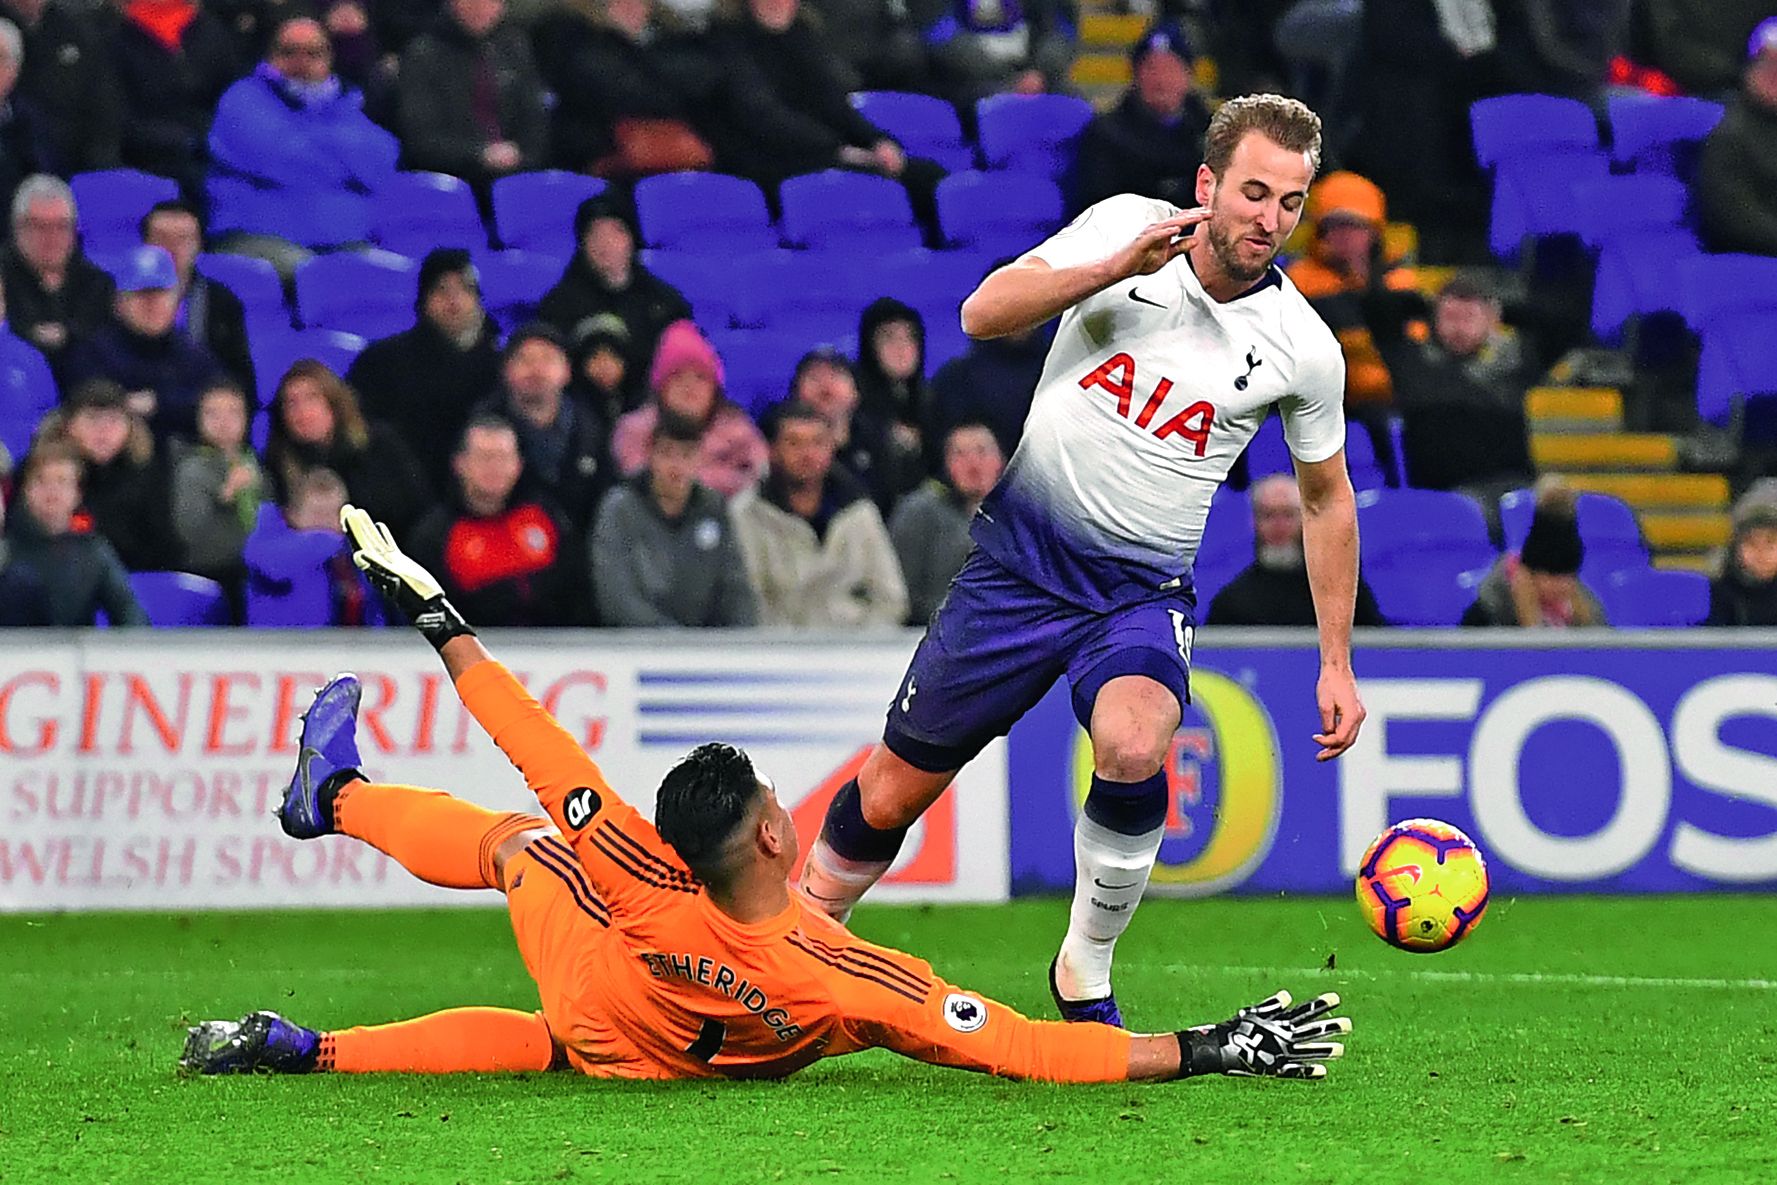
[820,778,910,864]
[1083,771,1168,836]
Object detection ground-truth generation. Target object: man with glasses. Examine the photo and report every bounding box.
[0,173,112,377]
[207,14,399,280]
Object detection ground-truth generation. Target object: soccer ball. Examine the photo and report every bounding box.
[1355,819,1490,953]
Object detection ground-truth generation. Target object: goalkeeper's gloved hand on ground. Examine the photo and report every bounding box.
[341,505,475,651]
[1175,990,1351,1081]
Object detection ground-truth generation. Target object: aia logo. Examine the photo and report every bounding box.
[1078,353,1215,457]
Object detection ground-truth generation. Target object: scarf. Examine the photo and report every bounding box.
[256,62,344,109]
[124,0,198,53]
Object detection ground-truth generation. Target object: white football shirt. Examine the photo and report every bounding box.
[968,193,1347,612]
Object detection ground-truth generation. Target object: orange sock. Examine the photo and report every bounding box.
[334,782,546,890]
[318,1008,556,1073]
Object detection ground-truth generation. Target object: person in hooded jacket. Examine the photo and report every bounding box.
[347,248,503,490]
[856,296,937,478]
[609,319,767,498]
[206,16,400,266]
[566,311,644,427]
[537,191,692,380]
[1706,485,1777,627]
[38,378,181,572]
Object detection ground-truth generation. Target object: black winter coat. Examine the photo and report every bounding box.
[346,316,503,488]
[536,256,691,379]
[13,0,124,171]
[1,246,115,378]
[396,18,547,179]
[80,448,183,572]
[104,5,241,191]
[265,422,435,542]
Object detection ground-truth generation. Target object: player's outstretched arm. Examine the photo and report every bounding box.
[840,963,1349,1083]
[959,208,1208,340]
[1294,453,1366,761]
[341,505,612,823]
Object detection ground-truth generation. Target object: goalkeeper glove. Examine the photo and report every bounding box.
[1174,990,1350,1081]
[341,505,475,651]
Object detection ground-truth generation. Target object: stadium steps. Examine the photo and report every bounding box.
[1527,384,1733,572]
[1071,9,1219,107]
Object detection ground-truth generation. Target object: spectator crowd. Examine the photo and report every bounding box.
[0,0,1774,634]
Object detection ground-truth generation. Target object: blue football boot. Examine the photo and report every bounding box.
[277,673,364,839]
[179,1011,320,1075]
[1049,956,1125,1028]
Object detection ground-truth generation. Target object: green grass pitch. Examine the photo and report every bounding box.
[4,897,1774,1184]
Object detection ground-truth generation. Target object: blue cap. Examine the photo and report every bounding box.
[1751,16,1777,60]
[1131,21,1195,67]
[116,245,178,292]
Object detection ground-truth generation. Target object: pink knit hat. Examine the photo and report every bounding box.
[649,320,725,391]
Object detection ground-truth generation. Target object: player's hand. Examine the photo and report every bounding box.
[1313,663,1365,761]
[341,504,475,649]
[1178,989,1351,1080]
[1111,211,1209,279]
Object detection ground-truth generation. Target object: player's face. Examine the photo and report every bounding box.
[1738,525,1777,583]
[757,777,799,878]
[1198,133,1312,283]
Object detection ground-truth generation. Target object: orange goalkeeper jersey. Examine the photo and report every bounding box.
[456,659,1130,1083]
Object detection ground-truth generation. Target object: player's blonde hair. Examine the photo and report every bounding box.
[1204,94,1323,177]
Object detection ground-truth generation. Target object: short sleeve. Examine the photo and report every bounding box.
[1022,194,1174,271]
[1278,334,1347,464]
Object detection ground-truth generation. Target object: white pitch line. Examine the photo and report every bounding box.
[1162,963,1777,992]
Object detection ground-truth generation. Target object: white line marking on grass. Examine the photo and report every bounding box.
[1162,963,1777,992]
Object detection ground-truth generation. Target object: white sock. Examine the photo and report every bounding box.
[799,836,893,923]
[1055,814,1163,1000]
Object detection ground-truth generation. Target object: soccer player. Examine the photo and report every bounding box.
[800,95,1369,1026]
[179,506,1351,1083]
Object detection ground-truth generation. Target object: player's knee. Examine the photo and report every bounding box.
[1091,724,1170,782]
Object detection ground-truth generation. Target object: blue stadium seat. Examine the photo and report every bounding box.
[70,169,180,256]
[1357,489,1495,624]
[640,247,743,329]
[976,94,1093,179]
[294,250,418,338]
[0,357,57,463]
[1470,94,1599,169]
[1597,568,1709,628]
[128,571,229,626]
[935,171,1063,255]
[1362,567,1479,628]
[195,252,288,328]
[1676,253,1777,335]
[634,172,777,252]
[851,91,975,173]
[1696,310,1777,437]
[372,171,486,258]
[1607,95,1724,177]
[492,170,607,257]
[722,251,868,340]
[874,248,992,328]
[779,170,923,252]
[1569,175,1689,251]
[1244,418,1386,491]
[476,249,561,332]
[1498,489,1649,581]
[1489,147,1611,258]
[1591,227,1700,343]
[249,328,369,407]
[709,330,811,417]
[924,320,971,373]
[1344,424,1387,491]
[1193,488,1253,610]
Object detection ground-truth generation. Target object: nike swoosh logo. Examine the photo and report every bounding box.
[1093,877,1141,890]
[298,747,321,799]
[1128,290,1168,309]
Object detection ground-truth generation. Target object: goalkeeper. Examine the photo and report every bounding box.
[181,506,1352,1083]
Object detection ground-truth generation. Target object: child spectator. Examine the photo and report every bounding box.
[172,379,263,592]
[244,467,384,626]
[1706,484,1777,626]
[3,438,146,625]
[45,378,182,572]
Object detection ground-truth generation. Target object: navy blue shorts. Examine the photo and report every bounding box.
[883,549,1195,773]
